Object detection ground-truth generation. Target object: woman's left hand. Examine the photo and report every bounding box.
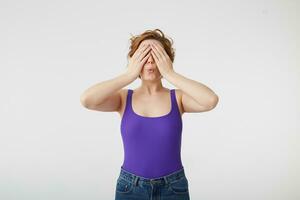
[150,41,174,77]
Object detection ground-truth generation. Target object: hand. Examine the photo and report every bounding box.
[150,41,174,77]
[126,43,152,80]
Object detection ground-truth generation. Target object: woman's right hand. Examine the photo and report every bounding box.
[126,43,152,80]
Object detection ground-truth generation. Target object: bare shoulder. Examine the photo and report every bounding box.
[117,88,129,116]
[119,88,128,98]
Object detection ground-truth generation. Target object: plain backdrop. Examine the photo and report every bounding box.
[1,0,299,200]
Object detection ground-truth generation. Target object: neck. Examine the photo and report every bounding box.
[138,80,164,95]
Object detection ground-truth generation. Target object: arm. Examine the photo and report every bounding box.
[80,72,134,111]
[165,71,219,113]
[149,41,219,114]
[80,43,152,112]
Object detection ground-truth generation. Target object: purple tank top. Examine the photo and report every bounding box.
[120,89,183,178]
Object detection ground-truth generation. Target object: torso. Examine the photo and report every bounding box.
[117,88,184,118]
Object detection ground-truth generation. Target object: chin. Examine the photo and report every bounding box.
[142,77,155,81]
[141,75,161,81]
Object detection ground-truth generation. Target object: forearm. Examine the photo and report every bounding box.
[80,72,134,107]
[164,71,218,107]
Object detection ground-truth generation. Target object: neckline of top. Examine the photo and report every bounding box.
[130,89,173,119]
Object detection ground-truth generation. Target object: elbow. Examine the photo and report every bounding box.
[80,94,90,108]
[208,95,219,110]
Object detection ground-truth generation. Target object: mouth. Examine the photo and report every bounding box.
[146,69,155,73]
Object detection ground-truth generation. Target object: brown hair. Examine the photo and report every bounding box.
[127,29,175,78]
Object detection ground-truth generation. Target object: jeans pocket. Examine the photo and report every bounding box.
[169,176,189,194]
[116,177,134,194]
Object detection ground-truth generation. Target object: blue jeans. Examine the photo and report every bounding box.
[115,166,190,200]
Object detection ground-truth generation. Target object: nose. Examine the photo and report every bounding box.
[147,53,154,63]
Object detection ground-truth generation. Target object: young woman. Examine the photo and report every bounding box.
[80,29,219,200]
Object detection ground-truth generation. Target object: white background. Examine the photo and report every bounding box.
[1,0,299,199]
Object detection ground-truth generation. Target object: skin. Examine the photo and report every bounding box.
[134,41,168,90]
[126,39,180,117]
[80,39,219,118]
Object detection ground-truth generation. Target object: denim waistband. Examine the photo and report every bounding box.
[118,166,186,186]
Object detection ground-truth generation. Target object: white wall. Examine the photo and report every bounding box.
[0,0,299,199]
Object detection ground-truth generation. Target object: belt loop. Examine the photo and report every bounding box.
[134,176,139,186]
[163,176,168,185]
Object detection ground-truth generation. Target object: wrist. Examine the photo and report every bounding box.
[123,71,136,82]
[163,70,176,79]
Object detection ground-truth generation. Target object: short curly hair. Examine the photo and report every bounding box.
[127,29,175,79]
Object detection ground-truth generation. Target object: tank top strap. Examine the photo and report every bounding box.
[127,89,133,101]
[126,89,133,113]
[170,89,175,104]
[170,89,180,115]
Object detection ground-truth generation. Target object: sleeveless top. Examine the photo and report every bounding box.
[120,89,184,178]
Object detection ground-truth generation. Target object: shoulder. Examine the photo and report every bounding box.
[173,88,182,96]
[120,88,131,98]
[117,89,130,114]
[173,88,183,102]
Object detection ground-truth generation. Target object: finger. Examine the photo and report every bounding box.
[131,43,147,59]
[152,42,168,59]
[151,50,159,63]
[141,52,151,65]
[150,43,163,59]
[135,44,150,60]
[150,45,160,61]
[140,53,151,67]
[137,45,151,61]
[138,43,149,53]
[153,41,170,59]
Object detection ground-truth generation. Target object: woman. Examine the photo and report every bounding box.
[80,29,219,200]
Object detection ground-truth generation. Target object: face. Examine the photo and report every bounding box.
[139,39,164,81]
